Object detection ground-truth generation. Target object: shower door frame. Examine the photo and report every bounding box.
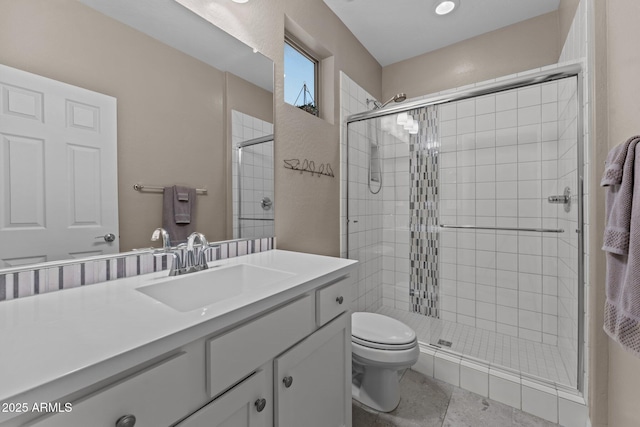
[236,134,274,239]
[344,64,585,392]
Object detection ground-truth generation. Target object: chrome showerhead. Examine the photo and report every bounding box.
[368,93,407,110]
[390,93,407,103]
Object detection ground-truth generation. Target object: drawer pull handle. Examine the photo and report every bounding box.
[115,414,136,427]
[255,398,267,412]
[336,296,344,304]
[283,376,293,388]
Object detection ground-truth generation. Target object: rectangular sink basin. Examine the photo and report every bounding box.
[137,264,295,312]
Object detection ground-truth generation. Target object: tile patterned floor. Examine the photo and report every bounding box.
[352,370,560,427]
[377,306,574,387]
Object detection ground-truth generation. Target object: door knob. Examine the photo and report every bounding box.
[115,415,136,427]
[254,398,267,412]
[96,233,116,242]
[336,296,344,305]
[282,376,293,388]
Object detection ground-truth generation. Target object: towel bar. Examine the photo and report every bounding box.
[133,183,207,194]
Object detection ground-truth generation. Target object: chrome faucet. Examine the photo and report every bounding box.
[185,232,212,272]
[152,230,218,276]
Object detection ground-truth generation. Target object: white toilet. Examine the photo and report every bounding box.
[351,312,420,412]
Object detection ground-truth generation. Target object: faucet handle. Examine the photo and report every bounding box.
[152,249,185,275]
[151,228,172,249]
[198,245,219,265]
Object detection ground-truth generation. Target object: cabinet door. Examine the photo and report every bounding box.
[177,366,272,427]
[274,313,351,427]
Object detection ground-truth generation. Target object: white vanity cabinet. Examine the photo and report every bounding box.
[8,259,354,427]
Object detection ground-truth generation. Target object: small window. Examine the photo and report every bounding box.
[284,37,318,116]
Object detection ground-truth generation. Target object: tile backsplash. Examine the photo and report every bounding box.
[0,237,275,301]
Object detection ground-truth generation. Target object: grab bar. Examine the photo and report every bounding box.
[440,225,564,233]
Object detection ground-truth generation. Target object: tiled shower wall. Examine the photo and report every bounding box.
[340,72,383,312]
[0,237,275,301]
[231,110,274,239]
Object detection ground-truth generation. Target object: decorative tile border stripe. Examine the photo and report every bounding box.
[0,237,275,302]
[409,105,440,318]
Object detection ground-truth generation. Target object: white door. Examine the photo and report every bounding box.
[0,64,118,267]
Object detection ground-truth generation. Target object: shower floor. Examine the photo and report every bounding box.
[376,306,575,388]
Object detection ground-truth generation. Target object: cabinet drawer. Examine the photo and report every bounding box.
[316,275,350,326]
[207,294,315,398]
[177,367,272,427]
[28,352,195,427]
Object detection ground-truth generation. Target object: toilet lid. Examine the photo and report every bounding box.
[352,312,416,347]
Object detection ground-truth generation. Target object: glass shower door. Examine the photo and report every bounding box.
[430,77,581,388]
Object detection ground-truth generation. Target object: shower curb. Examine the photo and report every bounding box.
[412,344,588,427]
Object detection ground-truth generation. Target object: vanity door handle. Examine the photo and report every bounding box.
[115,414,136,427]
[283,376,293,388]
[255,398,267,412]
[336,296,344,305]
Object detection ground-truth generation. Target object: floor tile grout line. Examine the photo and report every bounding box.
[439,388,454,427]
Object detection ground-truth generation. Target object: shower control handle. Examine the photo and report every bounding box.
[547,187,572,213]
[548,195,570,203]
[283,376,293,388]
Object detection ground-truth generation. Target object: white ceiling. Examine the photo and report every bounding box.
[323,0,560,66]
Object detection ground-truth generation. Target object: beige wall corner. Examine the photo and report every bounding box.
[559,0,582,53]
[588,2,609,425]
[381,11,560,100]
[605,0,640,424]
[592,0,640,425]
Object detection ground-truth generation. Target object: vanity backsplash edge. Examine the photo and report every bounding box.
[0,237,275,302]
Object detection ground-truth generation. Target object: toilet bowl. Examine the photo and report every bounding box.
[351,312,420,412]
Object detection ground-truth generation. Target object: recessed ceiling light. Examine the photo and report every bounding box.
[231,0,249,3]
[435,0,457,15]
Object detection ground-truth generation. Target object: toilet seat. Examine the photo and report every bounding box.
[352,335,417,351]
[352,312,417,350]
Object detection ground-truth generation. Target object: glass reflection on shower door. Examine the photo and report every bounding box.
[234,137,274,239]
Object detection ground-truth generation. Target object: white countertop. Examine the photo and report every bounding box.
[0,250,356,414]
